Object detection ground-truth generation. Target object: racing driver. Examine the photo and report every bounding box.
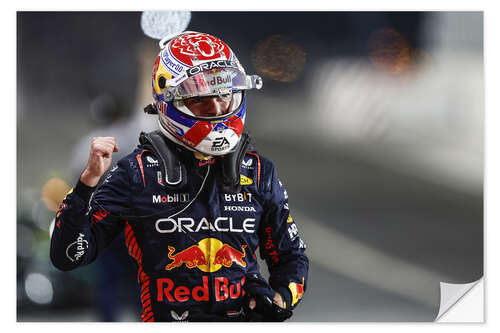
[50,31,309,322]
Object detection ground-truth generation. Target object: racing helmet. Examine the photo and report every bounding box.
[151,31,263,156]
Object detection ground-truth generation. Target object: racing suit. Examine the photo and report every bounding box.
[50,141,308,322]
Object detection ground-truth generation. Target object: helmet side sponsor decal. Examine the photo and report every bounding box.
[165,237,247,272]
[65,233,88,262]
[288,277,305,307]
[161,48,186,75]
[212,137,230,151]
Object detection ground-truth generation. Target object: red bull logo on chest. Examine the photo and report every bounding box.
[157,275,246,303]
[165,238,247,273]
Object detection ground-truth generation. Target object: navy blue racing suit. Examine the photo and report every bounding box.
[50,144,308,321]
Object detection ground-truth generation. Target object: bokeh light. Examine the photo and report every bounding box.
[251,34,307,83]
[41,178,70,212]
[24,273,54,305]
[141,11,191,40]
[368,28,414,74]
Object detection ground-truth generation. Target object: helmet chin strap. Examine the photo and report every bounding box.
[214,132,254,194]
[139,131,187,189]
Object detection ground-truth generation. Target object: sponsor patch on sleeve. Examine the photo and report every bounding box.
[288,277,305,307]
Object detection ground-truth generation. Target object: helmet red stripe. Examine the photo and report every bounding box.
[181,121,216,147]
[225,116,244,137]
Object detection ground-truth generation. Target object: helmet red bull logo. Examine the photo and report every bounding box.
[165,238,247,272]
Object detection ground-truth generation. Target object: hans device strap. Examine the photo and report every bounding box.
[139,131,188,189]
[215,132,254,194]
[139,130,254,193]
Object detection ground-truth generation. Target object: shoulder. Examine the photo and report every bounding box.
[113,147,157,187]
[241,150,278,193]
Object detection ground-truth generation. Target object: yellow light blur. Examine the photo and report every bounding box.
[41,177,70,212]
[368,28,414,74]
[251,34,307,83]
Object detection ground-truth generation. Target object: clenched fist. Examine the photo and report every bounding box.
[80,137,119,187]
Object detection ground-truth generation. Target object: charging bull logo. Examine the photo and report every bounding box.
[213,244,247,268]
[165,245,207,270]
[288,277,305,307]
[165,238,246,272]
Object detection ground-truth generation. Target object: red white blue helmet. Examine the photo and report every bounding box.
[151,31,263,156]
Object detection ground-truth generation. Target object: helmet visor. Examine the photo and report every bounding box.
[167,67,256,101]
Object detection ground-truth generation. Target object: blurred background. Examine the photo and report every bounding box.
[16,11,483,321]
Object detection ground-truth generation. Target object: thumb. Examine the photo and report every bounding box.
[113,143,119,152]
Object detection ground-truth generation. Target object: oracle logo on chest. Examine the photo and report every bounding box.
[155,217,255,234]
